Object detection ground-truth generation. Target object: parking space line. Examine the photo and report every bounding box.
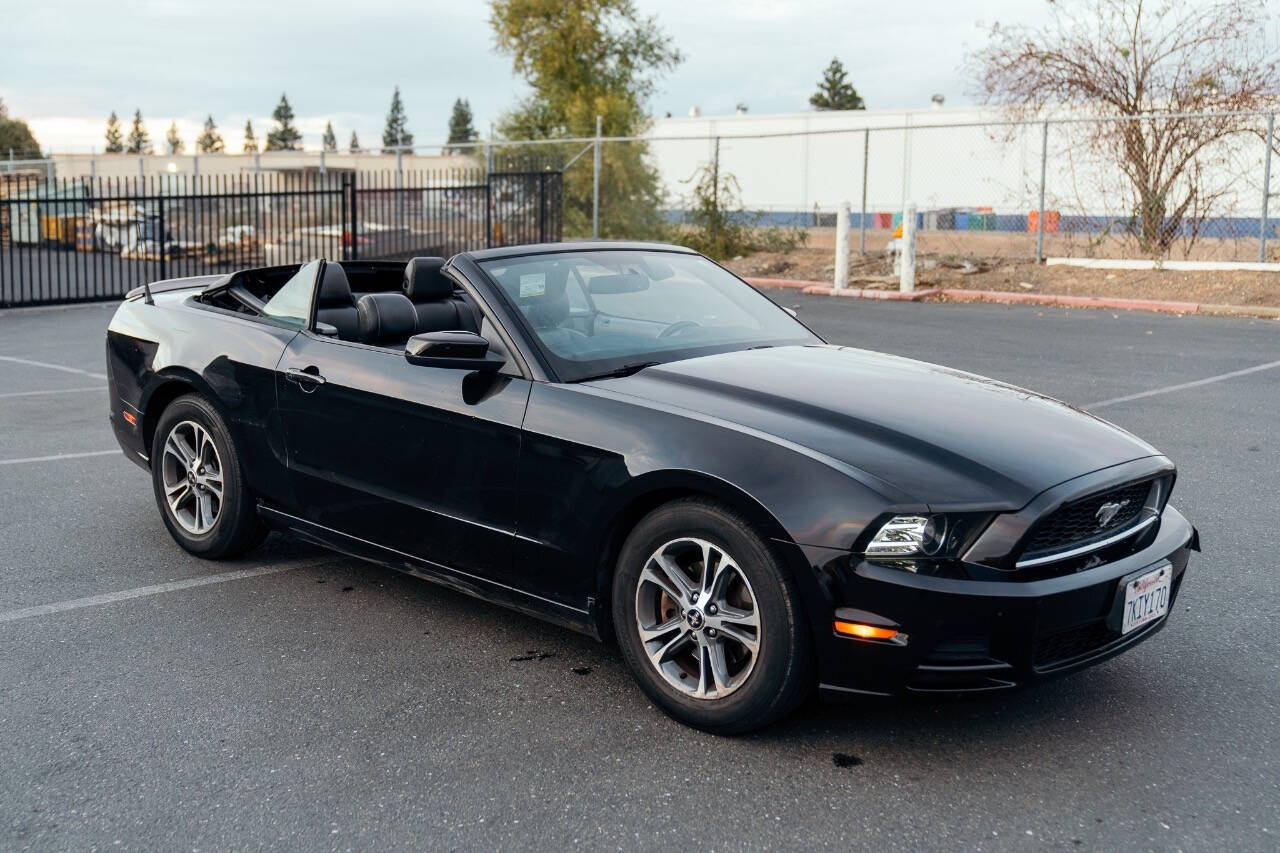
[1087,359,1280,409]
[0,559,331,625]
[0,450,120,466]
[0,355,108,381]
[0,386,106,399]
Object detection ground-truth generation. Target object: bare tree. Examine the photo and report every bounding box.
[969,0,1280,256]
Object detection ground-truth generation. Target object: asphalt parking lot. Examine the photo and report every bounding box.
[1,294,1277,851]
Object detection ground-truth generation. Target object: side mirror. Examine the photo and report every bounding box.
[405,331,505,372]
[315,321,340,337]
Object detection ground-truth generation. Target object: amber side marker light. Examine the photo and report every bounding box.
[833,620,899,641]
[122,410,137,427]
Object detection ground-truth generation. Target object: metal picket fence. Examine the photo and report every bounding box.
[0,168,562,307]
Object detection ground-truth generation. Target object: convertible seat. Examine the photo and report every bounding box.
[403,257,480,334]
[356,292,418,346]
[315,263,360,340]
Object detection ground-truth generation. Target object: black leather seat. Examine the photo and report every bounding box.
[315,263,360,340]
[356,292,418,347]
[403,257,480,334]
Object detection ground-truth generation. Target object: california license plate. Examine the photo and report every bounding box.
[1122,564,1171,634]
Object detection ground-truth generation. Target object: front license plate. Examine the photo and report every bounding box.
[1122,564,1171,634]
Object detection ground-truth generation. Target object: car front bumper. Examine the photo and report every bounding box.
[798,505,1197,698]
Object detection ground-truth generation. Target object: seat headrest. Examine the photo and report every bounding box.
[356,292,418,345]
[403,257,452,302]
[317,262,353,307]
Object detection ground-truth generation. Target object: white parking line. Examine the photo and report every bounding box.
[0,560,330,625]
[1087,359,1280,409]
[0,450,120,466]
[0,386,106,399]
[0,355,108,381]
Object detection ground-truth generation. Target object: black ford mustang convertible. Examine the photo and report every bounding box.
[106,242,1198,733]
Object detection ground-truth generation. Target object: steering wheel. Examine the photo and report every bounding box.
[658,319,701,339]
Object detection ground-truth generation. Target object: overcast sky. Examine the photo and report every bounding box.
[4,0,1054,152]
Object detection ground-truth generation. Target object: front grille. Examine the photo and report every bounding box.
[1022,480,1152,561]
[1033,621,1114,668]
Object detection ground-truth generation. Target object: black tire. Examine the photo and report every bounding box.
[612,498,813,734]
[150,393,267,559]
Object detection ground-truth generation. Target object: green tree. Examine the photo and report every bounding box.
[265,94,302,151]
[104,111,124,153]
[445,98,477,153]
[489,0,682,238]
[196,115,225,153]
[322,121,338,152]
[809,58,865,110]
[242,120,258,153]
[349,130,361,153]
[382,86,413,152]
[165,122,185,154]
[126,109,153,155]
[0,98,43,157]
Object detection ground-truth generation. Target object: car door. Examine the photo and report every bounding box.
[274,329,531,581]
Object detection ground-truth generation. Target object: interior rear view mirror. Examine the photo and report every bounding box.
[405,331,504,372]
[588,273,650,294]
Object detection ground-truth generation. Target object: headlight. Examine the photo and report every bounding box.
[865,515,948,557]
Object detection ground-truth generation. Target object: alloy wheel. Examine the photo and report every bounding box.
[634,537,761,700]
[160,420,224,535]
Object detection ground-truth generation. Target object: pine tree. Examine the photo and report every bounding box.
[444,98,477,154]
[104,112,125,153]
[809,58,865,111]
[265,93,302,151]
[349,130,361,153]
[125,109,153,155]
[243,120,258,153]
[165,122,185,154]
[381,86,413,153]
[196,115,225,153]
[322,121,338,152]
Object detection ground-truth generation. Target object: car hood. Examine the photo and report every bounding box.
[589,345,1159,509]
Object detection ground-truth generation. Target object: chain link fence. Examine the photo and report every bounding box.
[587,111,1280,263]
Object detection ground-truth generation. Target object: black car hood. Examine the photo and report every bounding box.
[590,345,1158,509]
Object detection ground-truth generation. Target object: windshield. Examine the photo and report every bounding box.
[479,250,819,381]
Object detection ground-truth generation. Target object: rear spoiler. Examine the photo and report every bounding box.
[125,274,229,302]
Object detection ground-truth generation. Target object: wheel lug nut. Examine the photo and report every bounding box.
[707,628,718,638]
[707,604,718,615]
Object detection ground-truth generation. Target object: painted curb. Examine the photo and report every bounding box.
[743,277,819,291]
[745,275,1277,317]
[801,285,939,301]
[938,289,1201,314]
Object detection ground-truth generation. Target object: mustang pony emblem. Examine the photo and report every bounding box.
[1095,500,1129,528]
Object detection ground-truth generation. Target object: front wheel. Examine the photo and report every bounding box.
[150,394,266,559]
[612,498,813,734]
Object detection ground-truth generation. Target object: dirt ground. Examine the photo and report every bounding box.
[724,243,1280,308]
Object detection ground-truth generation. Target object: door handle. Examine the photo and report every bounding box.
[286,366,326,391]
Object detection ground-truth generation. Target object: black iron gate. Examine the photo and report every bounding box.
[0,168,563,308]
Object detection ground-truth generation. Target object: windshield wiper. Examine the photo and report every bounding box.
[571,361,662,382]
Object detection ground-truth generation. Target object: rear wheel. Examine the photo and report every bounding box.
[150,394,266,559]
[612,498,813,734]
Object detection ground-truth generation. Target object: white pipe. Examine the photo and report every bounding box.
[900,202,916,293]
[834,201,850,290]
